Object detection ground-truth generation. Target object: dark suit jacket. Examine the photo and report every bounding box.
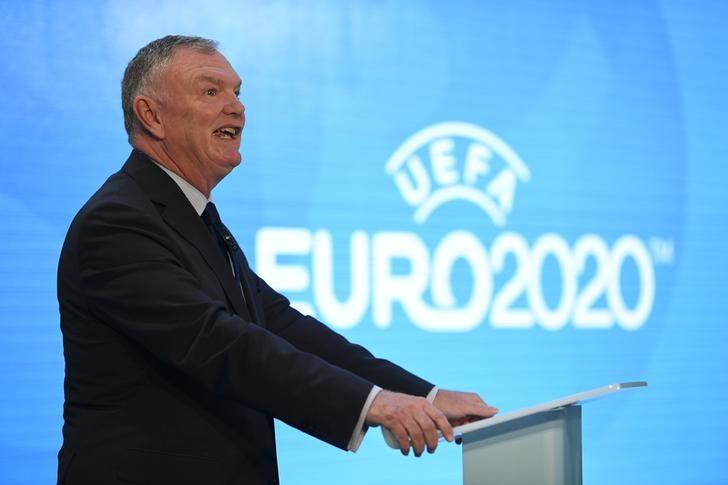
[57,150,433,484]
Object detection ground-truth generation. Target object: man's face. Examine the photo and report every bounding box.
[157,48,245,185]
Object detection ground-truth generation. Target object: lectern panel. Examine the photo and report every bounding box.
[463,406,582,485]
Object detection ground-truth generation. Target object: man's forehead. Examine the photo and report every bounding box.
[170,48,241,83]
[193,73,242,87]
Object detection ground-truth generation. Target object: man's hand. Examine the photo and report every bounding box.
[433,389,498,427]
[366,390,454,456]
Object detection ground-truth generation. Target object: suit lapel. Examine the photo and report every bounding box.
[237,250,262,324]
[121,150,252,321]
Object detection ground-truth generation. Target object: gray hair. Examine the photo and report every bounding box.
[121,35,219,141]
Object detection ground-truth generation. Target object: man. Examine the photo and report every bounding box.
[57,35,497,484]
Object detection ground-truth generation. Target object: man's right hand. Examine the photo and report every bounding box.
[365,390,454,456]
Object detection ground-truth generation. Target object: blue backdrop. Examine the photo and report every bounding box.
[1,1,727,484]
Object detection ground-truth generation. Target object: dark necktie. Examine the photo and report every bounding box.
[201,202,247,301]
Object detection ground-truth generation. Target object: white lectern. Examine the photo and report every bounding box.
[455,382,647,485]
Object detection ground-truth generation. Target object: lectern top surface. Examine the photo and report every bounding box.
[381,381,647,449]
[454,381,647,438]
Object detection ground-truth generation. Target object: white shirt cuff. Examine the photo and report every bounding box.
[426,386,439,403]
[347,385,382,452]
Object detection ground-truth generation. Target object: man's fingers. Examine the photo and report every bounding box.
[484,406,499,417]
[471,402,498,418]
[425,404,454,442]
[390,423,411,455]
[463,402,498,419]
[402,417,426,457]
[450,411,497,427]
[412,409,439,453]
[435,390,500,422]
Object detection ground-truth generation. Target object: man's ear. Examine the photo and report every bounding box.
[133,95,165,139]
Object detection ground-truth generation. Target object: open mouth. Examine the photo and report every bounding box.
[213,126,241,140]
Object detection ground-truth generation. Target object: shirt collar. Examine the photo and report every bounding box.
[151,160,210,216]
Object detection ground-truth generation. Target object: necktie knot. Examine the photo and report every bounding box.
[201,202,222,226]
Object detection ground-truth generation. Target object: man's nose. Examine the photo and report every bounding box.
[224,93,245,117]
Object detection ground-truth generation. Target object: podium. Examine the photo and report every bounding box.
[455,382,647,485]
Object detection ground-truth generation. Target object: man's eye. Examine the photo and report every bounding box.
[234,91,240,98]
[206,88,217,96]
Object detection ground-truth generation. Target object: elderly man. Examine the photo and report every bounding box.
[57,35,497,485]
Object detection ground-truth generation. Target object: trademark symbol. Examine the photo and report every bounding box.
[648,237,675,265]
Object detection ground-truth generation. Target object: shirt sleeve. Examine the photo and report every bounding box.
[347,385,382,451]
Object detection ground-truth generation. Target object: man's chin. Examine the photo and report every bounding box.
[229,153,243,168]
[219,154,243,176]
[219,151,243,168]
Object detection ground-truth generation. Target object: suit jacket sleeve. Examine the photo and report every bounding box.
[76,198,374,449]
[254,275,434,398]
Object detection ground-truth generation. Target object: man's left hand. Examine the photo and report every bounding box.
[433,389,498,427]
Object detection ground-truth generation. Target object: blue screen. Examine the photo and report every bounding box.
[1,1,727,483]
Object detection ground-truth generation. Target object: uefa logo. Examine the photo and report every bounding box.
[385,122,530,227]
